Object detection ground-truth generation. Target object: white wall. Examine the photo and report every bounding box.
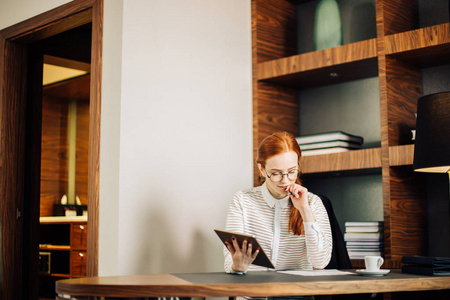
[0,0,72,29]
[98,0,124,276]
[101,0,252,275]
[0,0,253,276]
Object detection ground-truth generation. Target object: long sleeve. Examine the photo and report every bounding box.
[303,194,332,269]
[223,192,245,273]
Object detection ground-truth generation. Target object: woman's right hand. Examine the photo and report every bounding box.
[225,236,259,272]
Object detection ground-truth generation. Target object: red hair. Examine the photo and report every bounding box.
[256,132,304,235]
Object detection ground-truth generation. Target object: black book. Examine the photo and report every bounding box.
[401,256,450,276]
[402,265,450,276]
[401,256,450,266]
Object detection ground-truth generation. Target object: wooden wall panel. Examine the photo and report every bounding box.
[385,57,422,146]
[377,0,427,264]
[254,0,297,63]
[382,0,418,35]
[40,75,90,216]
[76,100,90,205]
[375,0,392,261]
[42,74,91,100]
[253,82,298,185]
[256,82,298,141]
[388,167,427,261]
[252,0,298,185]
[40,96,69,216]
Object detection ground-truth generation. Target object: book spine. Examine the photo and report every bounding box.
[345,221,383,227]
[344,233,382,239]
[296,131,363,145]
[346,226,382,233]
[300,141,362,150]
[401,256,435,265]
[402,265,435,276]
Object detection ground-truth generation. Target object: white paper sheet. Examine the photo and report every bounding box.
[278,269,356,276]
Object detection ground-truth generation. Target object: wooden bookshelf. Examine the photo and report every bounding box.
[251,0,446,275]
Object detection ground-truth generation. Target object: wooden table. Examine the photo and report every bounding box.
[55,270,450,299]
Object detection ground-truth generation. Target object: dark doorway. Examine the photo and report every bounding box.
[0,1,102,299]
[38,24,91,299]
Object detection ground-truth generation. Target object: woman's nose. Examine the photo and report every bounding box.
[280,174,289,183]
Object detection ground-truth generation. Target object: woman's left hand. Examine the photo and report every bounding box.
[284,183,308,208]
[284,183,315,222]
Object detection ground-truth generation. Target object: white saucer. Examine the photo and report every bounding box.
[356,269,390,276]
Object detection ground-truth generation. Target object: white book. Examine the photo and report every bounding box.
[301,147,351,156]
[296,131,363,145]
[348,251,383,256]
[344,232,383,241]
[346,241,383,246]
[347,249,384,253]
[345,221,383,227]
[346,226,382,233]
[300,140,362,151]
[349,255,382,260]
[346,245,382,249]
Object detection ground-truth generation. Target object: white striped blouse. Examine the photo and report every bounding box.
[224,182,332,273]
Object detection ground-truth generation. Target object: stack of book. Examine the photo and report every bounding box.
[401,256,450,276]
[344,221,384,260]
[295,131,364,156]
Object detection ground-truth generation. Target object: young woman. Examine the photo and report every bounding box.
[224,131,332,275]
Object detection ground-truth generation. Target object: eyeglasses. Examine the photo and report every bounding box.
[264,169,299,183]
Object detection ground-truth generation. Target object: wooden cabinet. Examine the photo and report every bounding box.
[71,223,88,250]
[71,223,88,277]
[39,216,87,298]
[71,250,87,277]
[251,0,450,270]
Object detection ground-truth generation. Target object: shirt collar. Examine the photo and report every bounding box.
[261,182,290,209]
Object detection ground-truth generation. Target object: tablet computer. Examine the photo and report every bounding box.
[214,229,275,269]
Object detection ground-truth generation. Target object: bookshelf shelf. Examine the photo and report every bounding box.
[39,245,71,251]
[257,39,378,89]
[49,273,71,278]
[389,144,415,167]
[385,23,450,67]
[301,147,381,174]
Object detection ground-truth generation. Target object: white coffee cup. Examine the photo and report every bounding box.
[364,255,384,271]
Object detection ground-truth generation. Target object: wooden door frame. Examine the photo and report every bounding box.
[0,0,102,294]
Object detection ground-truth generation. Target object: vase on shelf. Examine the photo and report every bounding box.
[314,0,343,51]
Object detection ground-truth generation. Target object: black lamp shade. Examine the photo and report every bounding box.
[413,92,450,173]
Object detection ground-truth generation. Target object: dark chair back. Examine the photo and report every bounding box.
[319,195,351,269]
